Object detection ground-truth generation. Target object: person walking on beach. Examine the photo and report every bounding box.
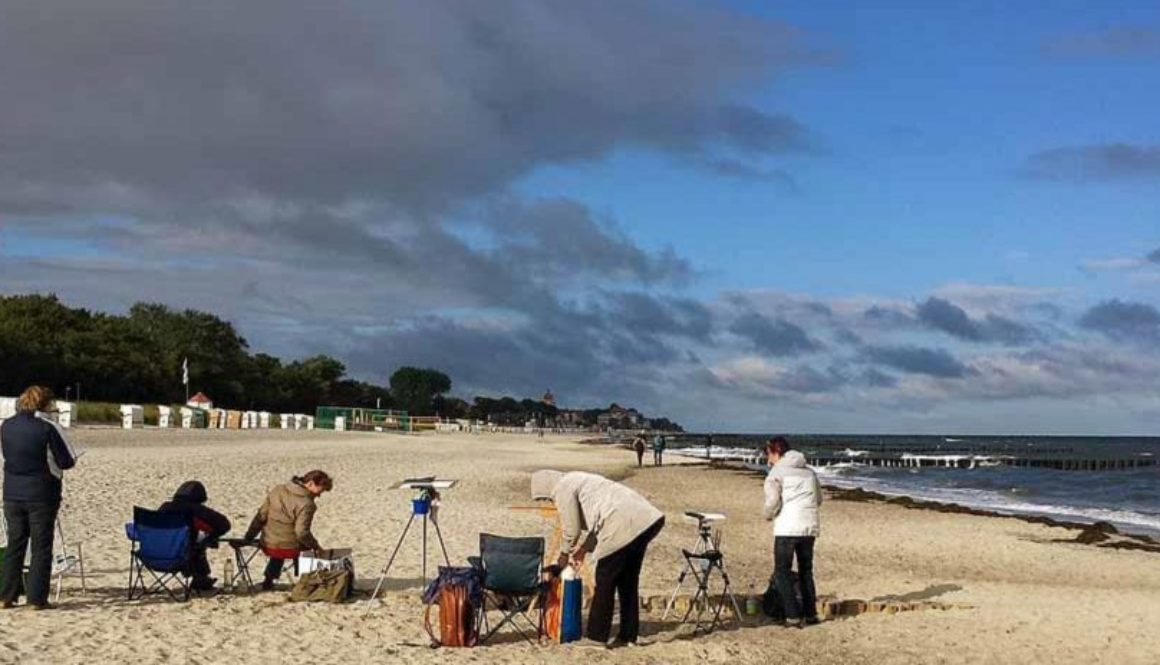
[763,436,822,627]
[632,434,646,467]
[652,433,666,467]
[531,470,665,648]
[243,470,333,590]
[1,386,77,610]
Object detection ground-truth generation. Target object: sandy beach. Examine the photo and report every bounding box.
[1,428,1157,665]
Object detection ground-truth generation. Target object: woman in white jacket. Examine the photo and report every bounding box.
[763,437,822,626]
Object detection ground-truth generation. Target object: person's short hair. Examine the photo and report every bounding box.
[299,469,334,491]
[16,385,54,413]
[765,436,791,456]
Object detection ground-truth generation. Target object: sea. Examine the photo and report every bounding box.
[668,434,1160,537]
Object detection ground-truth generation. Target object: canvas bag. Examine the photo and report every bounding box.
[422,566,483,648]
[762,570,801,621]
[289,569,352,603]
[542,566,583,643]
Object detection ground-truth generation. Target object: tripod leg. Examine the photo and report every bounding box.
[716,562,743,620]
[431,515,451,566]
[661,565,691,620]
[369,513,416,603]
[422,514,428,586]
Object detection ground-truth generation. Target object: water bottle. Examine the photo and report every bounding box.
[223,557,234,592]
[746,583,759,616]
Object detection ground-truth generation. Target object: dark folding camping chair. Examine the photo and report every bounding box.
[126,506,195,602]
[471,533,547,645]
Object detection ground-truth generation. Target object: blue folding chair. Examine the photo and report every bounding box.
[126,506,194,602]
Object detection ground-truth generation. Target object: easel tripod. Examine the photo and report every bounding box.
[661,513,742,633]
[368,487,450,603]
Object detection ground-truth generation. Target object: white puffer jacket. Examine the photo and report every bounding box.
[763,450,822,537]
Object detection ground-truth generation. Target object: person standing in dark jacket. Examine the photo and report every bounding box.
[158,480,231,591]
[1,386,77,610]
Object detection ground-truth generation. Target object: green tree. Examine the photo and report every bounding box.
[389,367,452,416]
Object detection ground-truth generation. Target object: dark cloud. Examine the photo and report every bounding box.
[480,198,693,286]
[1148,248,1160,264]
[603,292,714,342]
[1023,144,1160,182]
[860,368,898,389]
[0,0,828,406]
[915,297,1036,345]
[863,305,914,327]
[864,345,971,379]
[0,0,818,217]
[1044,26,1160,59]
[729,312,822,357]
[1078,299,1160,343]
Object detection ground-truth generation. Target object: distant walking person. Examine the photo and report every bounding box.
[632,435,646,467]
[652,434,666,466]
[1,386,78,610]
[763,437,822,627]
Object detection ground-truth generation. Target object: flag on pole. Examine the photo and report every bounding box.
[182,357,189,386]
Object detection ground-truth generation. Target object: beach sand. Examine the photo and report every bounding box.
[1,429,1157,664]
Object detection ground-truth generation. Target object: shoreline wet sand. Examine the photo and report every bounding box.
[1,429,1157,664]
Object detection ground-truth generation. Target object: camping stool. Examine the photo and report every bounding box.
[223,538,262,593]
[226,540,302,591]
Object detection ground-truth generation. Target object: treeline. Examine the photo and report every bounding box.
[0,294,395,413]
[0,295,681,429]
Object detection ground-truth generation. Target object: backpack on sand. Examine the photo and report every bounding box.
[290,569,352,603]
[422,566,484,648]
[762,570,801,621]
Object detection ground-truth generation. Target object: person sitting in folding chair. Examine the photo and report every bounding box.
[1,385,78,610]
[126,506,200,601]
[530,470,665,649]
[243,470,333,591]
[158,481,231,592]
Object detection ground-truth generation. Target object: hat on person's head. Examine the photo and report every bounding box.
[530,470,564,501]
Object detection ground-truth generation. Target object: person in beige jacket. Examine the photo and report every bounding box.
[244,470,333,590]
[531,470,665,647]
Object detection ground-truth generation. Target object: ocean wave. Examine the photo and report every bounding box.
[821,474,1160,535]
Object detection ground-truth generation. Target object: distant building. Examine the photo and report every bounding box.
[596,403,644,430]
[542,389,556,407]
[187,392,213,410]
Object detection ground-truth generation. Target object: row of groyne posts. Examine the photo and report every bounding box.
[708,445,1158,473]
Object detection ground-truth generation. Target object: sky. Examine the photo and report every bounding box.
[0,1,1158,434]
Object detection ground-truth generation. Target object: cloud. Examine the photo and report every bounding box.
[1044,26,1160,59]
[1078,299,1160,343]
[915,297,1036,345]
[863,344,972,379]
[728,311,822,356]
[1023,144,1160,182]
[1149,248,1160,263]
[479,198,694,286]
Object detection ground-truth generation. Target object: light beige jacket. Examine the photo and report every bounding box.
[244,480,322,551]
[533,470,663,562]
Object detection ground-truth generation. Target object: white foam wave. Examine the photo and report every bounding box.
[821,474,1160,535]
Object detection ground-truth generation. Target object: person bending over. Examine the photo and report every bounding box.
[1,386,77,610]
[531,470,665,648]
[763,436,822,627]
[158,480,231,591]
[244,470,333,590]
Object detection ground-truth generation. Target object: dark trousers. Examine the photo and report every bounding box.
[774,536,818,620]
[1,501,60,606]
[188,544,212,580]
[588,517,665,643]
[264,557,286,582]
[635,450,644,467]
[653,450,663,466]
